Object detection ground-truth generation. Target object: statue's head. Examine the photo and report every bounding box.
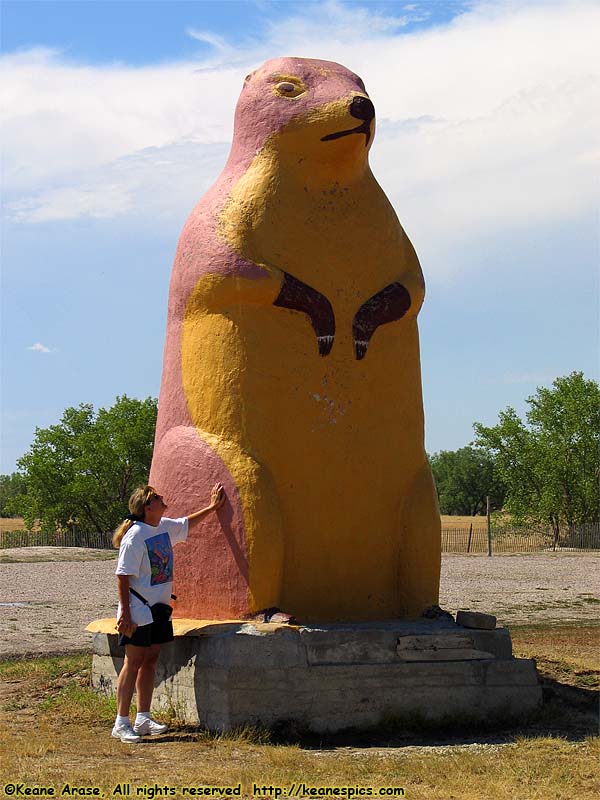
[230,57,374,174]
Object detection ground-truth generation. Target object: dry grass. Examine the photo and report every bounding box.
[441,515,488,529]
[1,730,598,800]
[512,624,600,689]
[1,625,598,799]
[0,517,27,532]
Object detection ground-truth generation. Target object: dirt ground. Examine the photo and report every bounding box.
[0,548,598,659]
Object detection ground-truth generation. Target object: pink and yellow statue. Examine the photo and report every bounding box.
[149,57,441,621]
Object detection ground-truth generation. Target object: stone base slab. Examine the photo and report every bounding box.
[90,619,541,732]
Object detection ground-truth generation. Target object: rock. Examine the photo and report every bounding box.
[456,610,496,629]
[422,604,454,621]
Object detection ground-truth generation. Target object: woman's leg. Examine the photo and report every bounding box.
[116,644,147,717]
[135,643,161,713]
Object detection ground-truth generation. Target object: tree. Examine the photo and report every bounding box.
[13,396,157,532]
[429,446,505,516]
[473,372,600,541]
[0,472,28,517]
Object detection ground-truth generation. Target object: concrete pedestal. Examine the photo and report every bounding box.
[90,619,541,732]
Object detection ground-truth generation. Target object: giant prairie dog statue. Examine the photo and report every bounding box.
[150,57,441,621]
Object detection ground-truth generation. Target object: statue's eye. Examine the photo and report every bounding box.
[274,79,306,99]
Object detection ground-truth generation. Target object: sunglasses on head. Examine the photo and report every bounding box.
[145,493,163,505]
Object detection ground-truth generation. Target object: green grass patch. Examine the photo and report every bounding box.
[38,680,117,722]
[0,651,91,681]
[0,652,213,729]
[0,652,118,722]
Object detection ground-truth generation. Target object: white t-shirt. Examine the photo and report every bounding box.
[115,516,189,627]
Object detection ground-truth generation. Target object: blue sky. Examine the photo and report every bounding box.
[1,0,598,473]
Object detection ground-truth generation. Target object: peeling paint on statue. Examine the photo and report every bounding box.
[149,57,441,621]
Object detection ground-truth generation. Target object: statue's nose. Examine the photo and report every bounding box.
[349,96,375,122]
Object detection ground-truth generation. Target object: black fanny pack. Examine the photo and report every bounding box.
[129,588,174,624]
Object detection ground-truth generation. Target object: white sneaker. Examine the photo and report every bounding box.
[133,717,168,736]
[111,722,141,743]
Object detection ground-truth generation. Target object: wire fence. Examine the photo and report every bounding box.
[442,522,600,553]
[1,521,599,553]
[0,529,113,550]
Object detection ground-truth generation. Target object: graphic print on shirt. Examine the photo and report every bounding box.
[145,532,173,585]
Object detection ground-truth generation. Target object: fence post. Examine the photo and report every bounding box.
[487,495,492,557]
[467,523,473,554]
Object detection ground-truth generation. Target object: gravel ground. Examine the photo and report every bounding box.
[0,548,598,658]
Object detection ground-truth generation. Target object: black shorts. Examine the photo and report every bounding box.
[118,619,174,647]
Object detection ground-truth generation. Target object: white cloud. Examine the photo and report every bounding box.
[1,0,598,276]
[28,343,53,353]
[1,47,240,195]
[8,183,133,223]
[6,139,229,225]
[503,370,558,385]
[262,0,422,39]
[186,29,234,56]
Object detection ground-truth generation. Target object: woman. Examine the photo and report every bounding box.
[111,482,225,743]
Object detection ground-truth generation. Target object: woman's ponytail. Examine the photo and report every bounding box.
[112,485,156,548]
[112,519,134,549]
